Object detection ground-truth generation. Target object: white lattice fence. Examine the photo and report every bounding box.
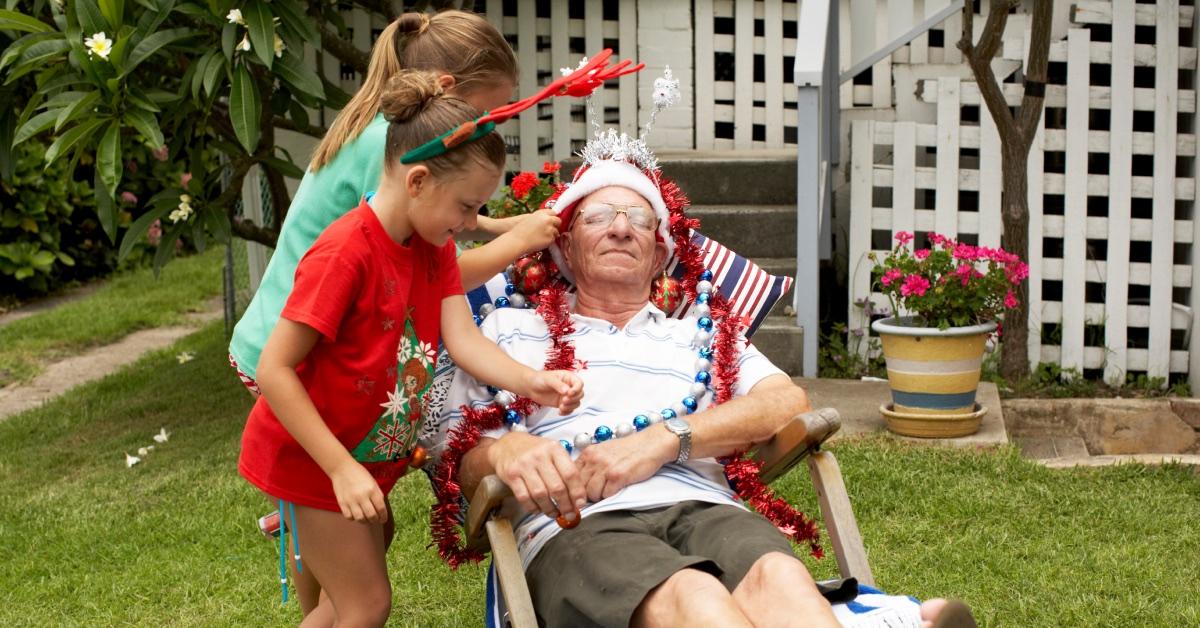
[482,0,637,171]
[848,1,1199,384]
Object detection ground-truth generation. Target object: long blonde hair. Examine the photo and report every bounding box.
[309,10,517,171]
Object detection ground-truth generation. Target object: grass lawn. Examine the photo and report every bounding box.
[0,246,226,387]
[0,322,1197,626]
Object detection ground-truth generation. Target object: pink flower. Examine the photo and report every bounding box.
[120,191,139,204]
[1004,290,1019,309]
[953,243,978,261]
[180,172,192,187]
[1006,261,1030,284]
[954,263,977,286]
[894,231,914,246]
[125,160,138,174]
[900,274,931,297]
[914,248,930,260]
[880,268,903,286]
[152,145,169,161]
[147,219,162,246]
[928,232,946,247]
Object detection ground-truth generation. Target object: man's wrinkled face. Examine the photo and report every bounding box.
[560,186,667,290]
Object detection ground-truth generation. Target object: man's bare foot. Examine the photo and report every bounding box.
[920,598,977,628]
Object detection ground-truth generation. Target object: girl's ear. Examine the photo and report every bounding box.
[437,74,457,92]
[405,165,432,198]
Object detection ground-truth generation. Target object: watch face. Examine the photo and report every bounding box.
[666,417,689,433]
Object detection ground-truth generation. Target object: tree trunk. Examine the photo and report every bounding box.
[1000,145,1031,379]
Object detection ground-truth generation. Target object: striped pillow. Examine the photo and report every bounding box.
[466,231,792,339]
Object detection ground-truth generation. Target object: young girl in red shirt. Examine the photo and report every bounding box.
[238,70,583,625]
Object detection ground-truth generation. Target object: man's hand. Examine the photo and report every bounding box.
[488,431,586,519]
[576,426,678,502]
[523,369,584,414]
[329,459,388,524]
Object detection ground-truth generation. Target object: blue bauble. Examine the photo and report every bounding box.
[697,316,714,331]
[660,408,677,421]
[494,296,511,308]
[559,439,573,453]
[700,269,713,281]
[695,371,711,385]
[504,409,522,425]
[633,415,651,431]
[698,346,714,359]
[594,425,614,442]
[504,283,517,295]
[473,315,482,326]
[695,292,710,304]
[682,397,698,413]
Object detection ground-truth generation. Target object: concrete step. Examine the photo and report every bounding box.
[749,315,803,375]
[1014,435,1091,460]
[689,205,797,259]
[562,150,797,205]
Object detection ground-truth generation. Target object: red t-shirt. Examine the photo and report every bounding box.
[238,200,462,511]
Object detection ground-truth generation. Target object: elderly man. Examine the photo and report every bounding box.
[435,153,974,628]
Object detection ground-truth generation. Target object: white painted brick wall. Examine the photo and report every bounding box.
[637,0,695,150]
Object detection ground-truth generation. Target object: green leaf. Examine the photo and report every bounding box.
[191,220,206,253]
[320,78,352,110]
[133,0,175,34]
[242,0,274,69]
[124,107,163,148]
[287,99,308,128]
[272,0,317,43]
[98,0,124,30]
[54,90,100,132]
[5,38,70,82]
[94,168,118,242]
[126,84,160,112]
[97,120,121,199]
[75,0,108,35]
[0,9,54,33]
[123,27,192,77]
[0,32,55,72]
[118,204,168,261]
[13,108,59,145]
[190,50,213,100]
[229,64,260,153]
[262,155,304,179]
[201,205,231,243]
[275,50,324,100]
[202,53,226,97]
[44,117,104,166]
[221,21,235,61]
[152,221,181,276]
[37,72,88,93]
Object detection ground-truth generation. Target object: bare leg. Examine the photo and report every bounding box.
[291,505,391,628]
[632,568,754,628]
[730,552,839,628]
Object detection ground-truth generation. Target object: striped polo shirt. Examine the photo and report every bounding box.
[436,302,784,567]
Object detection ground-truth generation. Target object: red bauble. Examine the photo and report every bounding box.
[513,256,549,294]
[650,274,683,312]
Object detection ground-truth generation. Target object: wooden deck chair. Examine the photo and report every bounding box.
[463,408,874,628]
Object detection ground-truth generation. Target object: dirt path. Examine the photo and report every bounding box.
[0,298,223,422]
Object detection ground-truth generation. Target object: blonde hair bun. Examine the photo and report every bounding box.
[379,70,445,123]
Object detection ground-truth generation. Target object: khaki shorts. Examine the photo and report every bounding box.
[524,500,795,628]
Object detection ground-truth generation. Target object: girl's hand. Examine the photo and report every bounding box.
[523,370,584,414]
[509,210,561,255]
[329,459,388,524]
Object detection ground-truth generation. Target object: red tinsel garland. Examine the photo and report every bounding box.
[430,171,821,567]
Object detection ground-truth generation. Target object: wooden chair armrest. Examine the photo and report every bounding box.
[753,407,841,484]
[465,474,513,553]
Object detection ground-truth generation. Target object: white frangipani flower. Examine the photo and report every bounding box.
[169,195,193,223]
[125,452,141,467]
[273,33,285,58]
[153,427,170,444]
[176,351,195,364]
[226,8,244,24]
[84,32,113,60]
[237,34,251,52]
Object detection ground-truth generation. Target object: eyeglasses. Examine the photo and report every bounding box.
[575,203,659,231]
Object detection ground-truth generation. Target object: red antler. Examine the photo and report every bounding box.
[478,49,644,126]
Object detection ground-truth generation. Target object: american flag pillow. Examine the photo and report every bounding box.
[466,231,792,339]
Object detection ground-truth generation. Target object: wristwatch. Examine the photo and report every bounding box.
[663,417,692,464]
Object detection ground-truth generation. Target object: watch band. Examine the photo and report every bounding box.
[665,419,692,464]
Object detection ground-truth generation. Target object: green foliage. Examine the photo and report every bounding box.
[486,162,562,219]
[818,322,886,379]
[869,232,1028,330]
[0,0,360,276]
[982,357,1193,399]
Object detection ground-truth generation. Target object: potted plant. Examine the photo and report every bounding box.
[869,231,1028,437]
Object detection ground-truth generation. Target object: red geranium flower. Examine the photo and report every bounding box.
[510,172,539,200]
[542,161,561,174]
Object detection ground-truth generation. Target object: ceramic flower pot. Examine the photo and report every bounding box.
[870,316,996,438]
